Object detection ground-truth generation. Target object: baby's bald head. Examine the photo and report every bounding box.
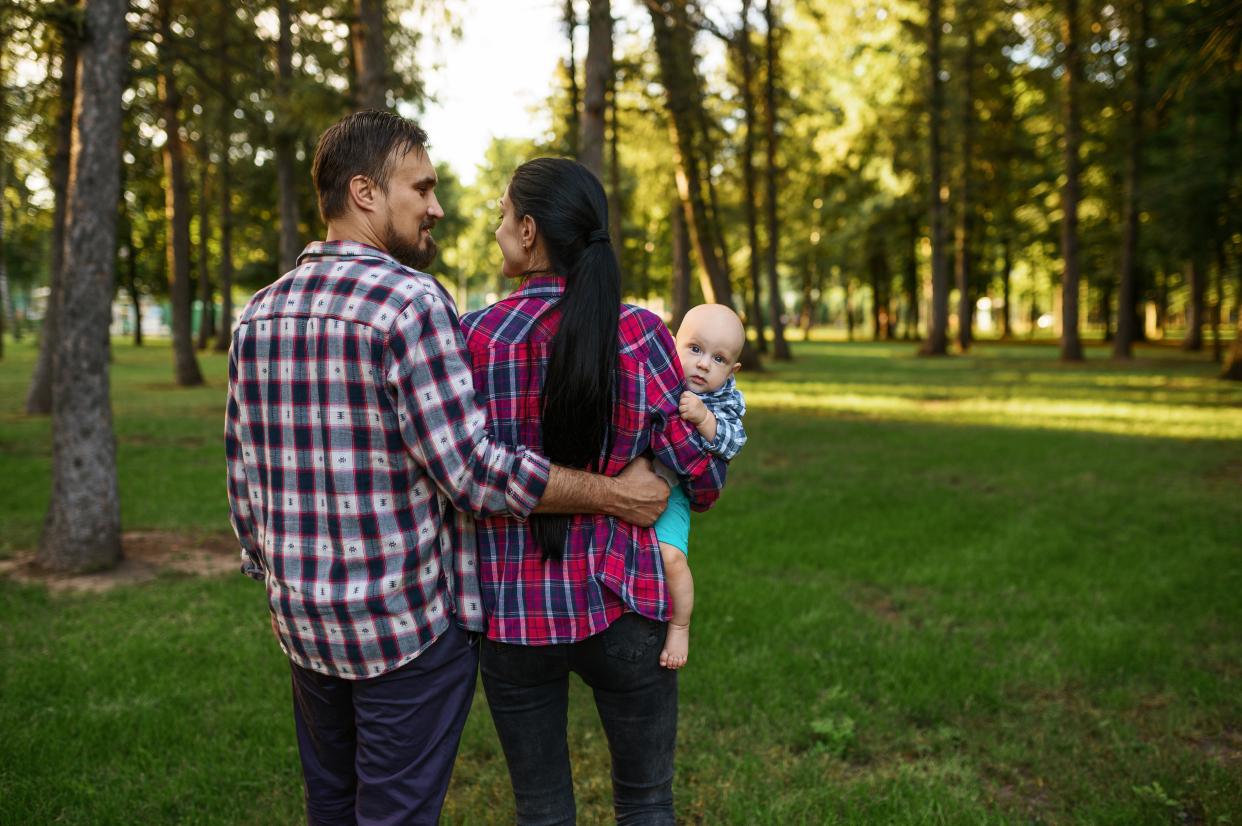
[675,304,745,393]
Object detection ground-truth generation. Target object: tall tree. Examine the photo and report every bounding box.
[39,0,128,573]
[1114,0,1148,359]
[580,0,611,176]
[954,4,977,351]
[670,197,691,328]
[214,6,236,353]
[352,0,388,110]
[275,0,300,273]
[921,0,950,355]
[563,0,579,156]
[736,0,766,352]
[648,0,760,368]
[195,138,213,350]
[763,0,790,359]
[157,0,204,386]
[26,6,79,413]
[1059,0,1085,361]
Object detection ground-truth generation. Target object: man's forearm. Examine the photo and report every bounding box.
[533,465,618,515]
[533,462,668,527]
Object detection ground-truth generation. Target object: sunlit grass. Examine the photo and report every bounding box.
[1,333,1240,824]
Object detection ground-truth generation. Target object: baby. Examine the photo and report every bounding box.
[657,303,748,669]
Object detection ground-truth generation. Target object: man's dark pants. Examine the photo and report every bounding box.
[480,613,678,826]
[289,622,479,826]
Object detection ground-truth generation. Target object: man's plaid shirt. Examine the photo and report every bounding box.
[461,276,729,645]
[225,241,550,680]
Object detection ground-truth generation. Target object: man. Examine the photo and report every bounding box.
[225,111,668,825]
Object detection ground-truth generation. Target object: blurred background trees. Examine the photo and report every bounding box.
[1,0,1239,567]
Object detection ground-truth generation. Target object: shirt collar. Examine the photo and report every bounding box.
[296,240,405,270]
[700,374,738,401]
[506,274,566,301]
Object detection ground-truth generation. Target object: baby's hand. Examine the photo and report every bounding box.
[679,392,709,425]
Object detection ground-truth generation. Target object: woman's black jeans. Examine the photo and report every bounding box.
[480,613,678,825]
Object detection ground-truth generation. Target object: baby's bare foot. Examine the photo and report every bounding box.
[660,623,690,669]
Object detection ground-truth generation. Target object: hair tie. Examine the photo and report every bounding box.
[587,229,610,246]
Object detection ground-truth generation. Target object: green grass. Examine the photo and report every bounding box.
[1,336,1240,824]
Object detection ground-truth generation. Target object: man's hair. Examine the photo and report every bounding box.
[312,110,428,222]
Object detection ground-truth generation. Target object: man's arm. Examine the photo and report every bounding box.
[224,334,264,580]
[534,458,670,527]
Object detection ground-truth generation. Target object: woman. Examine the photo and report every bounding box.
[460,158,728,824]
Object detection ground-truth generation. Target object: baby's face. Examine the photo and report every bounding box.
[676,318,741,393]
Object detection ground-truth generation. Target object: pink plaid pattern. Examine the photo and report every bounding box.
[461,276,728,645]
[225,241,549,679]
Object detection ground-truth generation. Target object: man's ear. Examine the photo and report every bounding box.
[348,175,379,214]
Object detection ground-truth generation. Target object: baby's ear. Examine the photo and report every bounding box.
[731,362,741,376]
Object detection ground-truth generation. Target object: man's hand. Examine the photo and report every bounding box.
[611,456,670,527]
[678,391,710,425]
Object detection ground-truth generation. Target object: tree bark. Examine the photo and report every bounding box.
[762,0,791,359]
[564,0,579,155]
[352,0,388,110]
[580,0,610,176]
[1182,257,1205,351]
[955,11,976,351]
[38,0,127,573]
[1114,0,1147,358]
[26,10,79,413]
[158,0,204,386]
[922,0,950,355]
[275,0,300,273]
[648,0,760,369]
[195,139,213,350]
[1059,0,1085,361]
[607,68,623,289]
[1000,236,1013,338]
[737,0,766,352]
[671,198,691,330]
[904,210,920,340]
[214,8,235,352]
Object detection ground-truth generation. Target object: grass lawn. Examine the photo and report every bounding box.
[1,335,1240,824]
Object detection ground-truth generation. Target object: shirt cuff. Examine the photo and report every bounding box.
[504,447,551,520]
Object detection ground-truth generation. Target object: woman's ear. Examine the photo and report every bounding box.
[521,214,537,248]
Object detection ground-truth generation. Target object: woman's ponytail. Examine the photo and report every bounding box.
[508,159,621,562]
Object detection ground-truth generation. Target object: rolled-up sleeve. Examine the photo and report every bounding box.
[643,321,727,512]
[385,287,550,519]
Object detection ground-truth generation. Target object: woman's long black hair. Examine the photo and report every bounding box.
[508,158,621,562]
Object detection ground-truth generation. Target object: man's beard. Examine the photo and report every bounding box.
[384,217,438,271]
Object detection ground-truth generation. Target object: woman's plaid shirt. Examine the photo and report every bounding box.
[225,242,550,680]
[461,276,729,645]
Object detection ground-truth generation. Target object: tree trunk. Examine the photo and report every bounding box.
[1059,0,1085,361]
[564,0,579,155]
[905,210,920,340]
[275,0,300,273]
[608,68,623,288]
[158,0,204,386]
[579,0,610,176]
[648,0,760,369]
[195,140,213,350]
[26,11,78,413]
[955,11,976,351]
[1001,236,1013,338]
[868,237,891,341]
[352,0,387,110]
[922,0,950,356]
[1211,245,1223,363]
[1114,0,1147,358]
[0,162,7,360]
[1183,257,1205,351]
[39,0,127,573]
[763,0,790,360]
[845,278,855,342]
[737,0,766,352]
[214,8,235,353]
[670,198,691,330]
